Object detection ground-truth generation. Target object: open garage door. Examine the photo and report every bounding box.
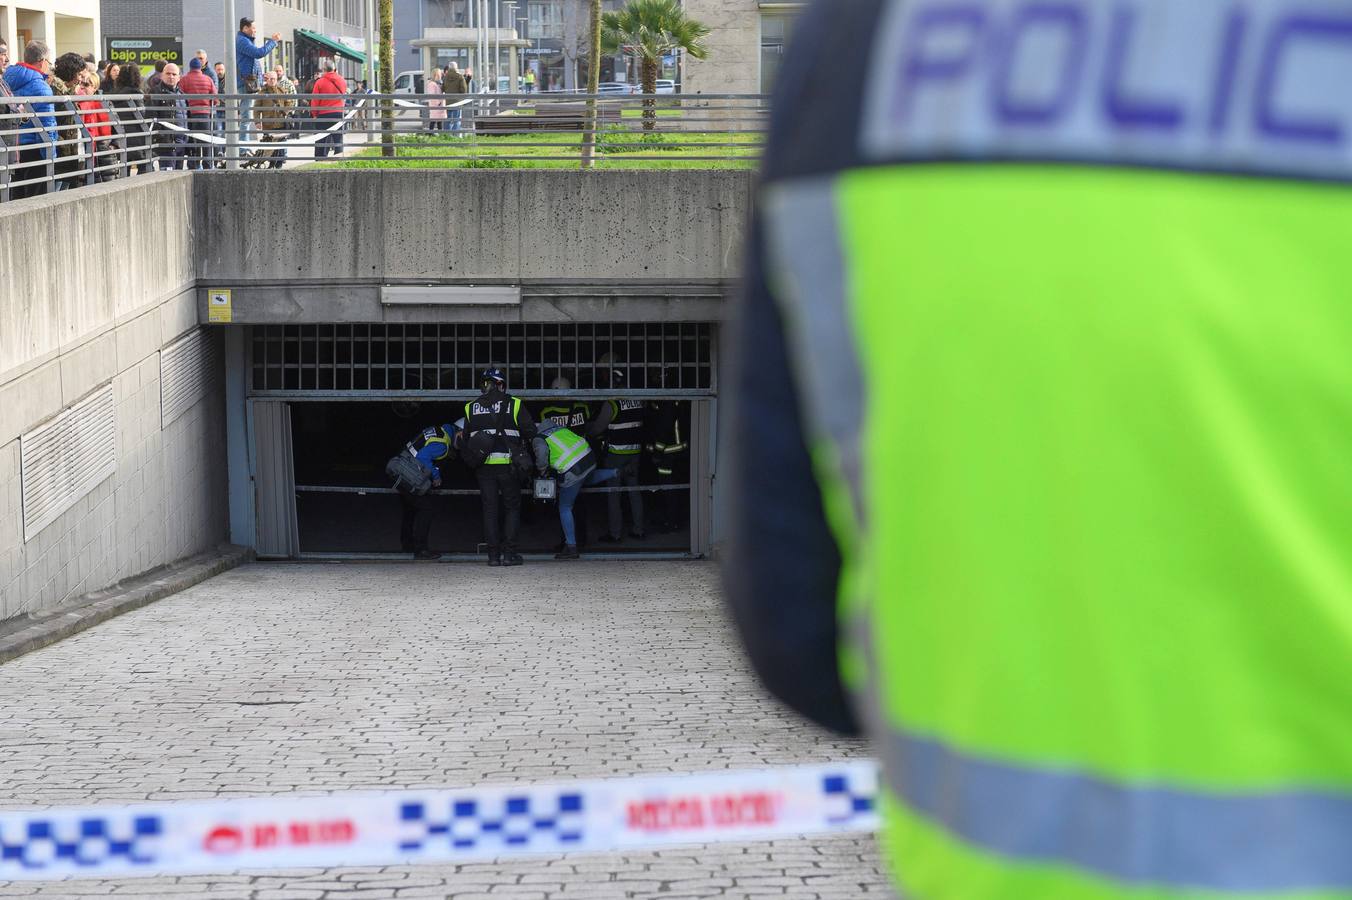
[246,323,718,559]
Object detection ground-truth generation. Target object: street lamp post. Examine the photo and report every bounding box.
[481,0,492,91]
[224,0,238,170]
[503,2,518,91]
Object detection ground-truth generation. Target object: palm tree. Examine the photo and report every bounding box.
[581,0,602,168]
[380,0,394,157]
[601,0,710,130]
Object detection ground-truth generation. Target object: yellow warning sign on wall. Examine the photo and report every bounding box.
[208,289,233,324]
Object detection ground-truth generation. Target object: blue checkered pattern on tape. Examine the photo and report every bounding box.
[399,792,585,853]
[822,772,876,825]
[0,814,163,871]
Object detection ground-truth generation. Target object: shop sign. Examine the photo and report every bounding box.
[106,37,183,75]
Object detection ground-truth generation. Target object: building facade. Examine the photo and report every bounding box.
[1,0,100,60]
[389,0,791,95]
[681,0,801,95]
[182,0,370,88]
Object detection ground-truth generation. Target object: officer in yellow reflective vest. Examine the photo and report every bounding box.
[398,420,461,560]
[531,421,616,560]
[726,1,1352,897]
[464,368,536,567]
[537,376,594,549]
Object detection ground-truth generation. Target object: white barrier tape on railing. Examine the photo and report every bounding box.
[0,762,879,881]
[154,101,367,149]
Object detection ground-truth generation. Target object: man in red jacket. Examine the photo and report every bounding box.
[178,57,218,170]
[311,58,347,159]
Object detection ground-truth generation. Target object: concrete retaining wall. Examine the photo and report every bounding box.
[193,170,750,323]
[0,175,229,622]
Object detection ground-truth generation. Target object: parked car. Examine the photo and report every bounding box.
[393,71,425,94]
[655,79,676,95]
[597,81,637,95]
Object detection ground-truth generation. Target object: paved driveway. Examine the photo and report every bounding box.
[0,562,889,899]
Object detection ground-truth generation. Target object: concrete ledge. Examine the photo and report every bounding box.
[0,544,253,665]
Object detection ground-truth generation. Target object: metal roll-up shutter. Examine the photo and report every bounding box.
[253,401,299,558]
[161,328,222,428]
[20,384,117,542]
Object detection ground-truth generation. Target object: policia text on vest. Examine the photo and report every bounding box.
[727,1,1352,898]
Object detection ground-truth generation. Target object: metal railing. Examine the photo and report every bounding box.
[0,91,767,200]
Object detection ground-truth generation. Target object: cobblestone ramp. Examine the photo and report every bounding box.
[0,562,889,899]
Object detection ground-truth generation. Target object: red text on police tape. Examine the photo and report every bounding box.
[626,792,781,832]
[204,819,356,854]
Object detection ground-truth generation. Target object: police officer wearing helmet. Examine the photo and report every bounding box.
[728,1,1352,897]
[398,420,462,560]
[464,368,536,566]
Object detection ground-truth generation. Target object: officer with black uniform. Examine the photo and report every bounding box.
[647,399,689,533]
[463,368,536,566]
[397,420,461,560]
[586,368,647,542]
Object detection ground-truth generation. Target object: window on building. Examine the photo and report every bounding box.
[529,1,563,40]
[760,12,797,94]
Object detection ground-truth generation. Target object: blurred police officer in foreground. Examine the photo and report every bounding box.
[464,368,536,567]
[726,1,1352,897]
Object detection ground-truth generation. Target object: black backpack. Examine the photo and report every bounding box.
[460,429,494,469]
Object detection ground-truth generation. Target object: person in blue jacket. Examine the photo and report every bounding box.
[398,420,463,560]
[3,39,56,199]
[234,17,280,143]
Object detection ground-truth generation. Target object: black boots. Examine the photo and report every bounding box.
[554,545,580,560]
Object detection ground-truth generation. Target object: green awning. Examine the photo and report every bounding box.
[296,28,370,65]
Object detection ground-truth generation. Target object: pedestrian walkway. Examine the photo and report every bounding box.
[0,562,888,899]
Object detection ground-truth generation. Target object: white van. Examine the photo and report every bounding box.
[393,70,425,94]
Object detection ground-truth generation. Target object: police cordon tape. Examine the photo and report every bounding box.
[152,97,473,152]
[0,762,879,880]
[153,103,364,150]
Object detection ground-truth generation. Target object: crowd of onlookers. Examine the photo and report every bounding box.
[1,16,379,201]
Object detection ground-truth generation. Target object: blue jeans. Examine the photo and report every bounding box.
[238,95,254,143]
[558,469,616,547]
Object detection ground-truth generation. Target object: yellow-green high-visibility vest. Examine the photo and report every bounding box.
[759,1,1352,885]
[544,427,590,474]
[765,165,1352,897]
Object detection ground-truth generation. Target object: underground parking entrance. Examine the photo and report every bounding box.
[237,322,718,560]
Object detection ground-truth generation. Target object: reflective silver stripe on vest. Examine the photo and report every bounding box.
[762,178,868,530]
[878,724,1352,892]
[547,432,589,472]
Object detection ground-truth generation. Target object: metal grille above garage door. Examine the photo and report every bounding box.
[249,323,716,395]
